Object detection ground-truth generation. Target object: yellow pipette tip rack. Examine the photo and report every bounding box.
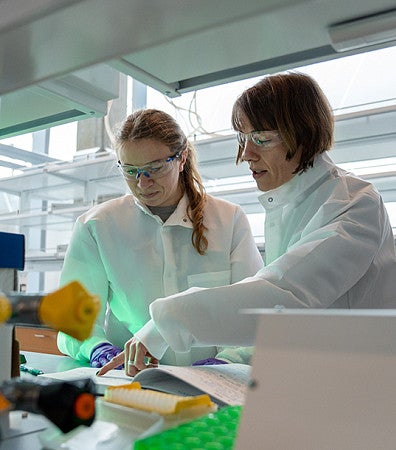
[103,382,217,418]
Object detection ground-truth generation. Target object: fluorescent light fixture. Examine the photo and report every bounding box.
[329,9,396,52]
[339,157,396,177]
[204,175,257,195]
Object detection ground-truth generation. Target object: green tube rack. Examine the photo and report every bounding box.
[133,405,242,450]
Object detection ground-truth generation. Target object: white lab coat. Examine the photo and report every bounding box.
[57,193,263,364]
[135,153,396,357]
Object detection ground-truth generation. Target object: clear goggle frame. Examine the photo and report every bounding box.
[117,150,182,180]
[237,130,281,148]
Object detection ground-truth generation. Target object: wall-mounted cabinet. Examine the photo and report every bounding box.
[0,150,127,275]
[0,150,125,228]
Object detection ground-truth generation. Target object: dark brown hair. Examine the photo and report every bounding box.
[114,109,208,254]
[232,72,334,173]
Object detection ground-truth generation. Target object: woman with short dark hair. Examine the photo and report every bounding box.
[101,73,396,375]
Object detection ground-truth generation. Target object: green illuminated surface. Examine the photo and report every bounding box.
[133,405,242,450]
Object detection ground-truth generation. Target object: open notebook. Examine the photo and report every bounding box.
[235,308,396,450]
[39,363,250,406]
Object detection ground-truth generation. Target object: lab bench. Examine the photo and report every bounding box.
[2,352,236,450]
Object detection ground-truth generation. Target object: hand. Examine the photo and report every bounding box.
[90,343,123,368]
[97,337,159,377]
[124,337,159,376]
[96,351,125,376]
[192,357,228,366]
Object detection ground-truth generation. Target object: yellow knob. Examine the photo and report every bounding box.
[0,295,12,324]
[39,281,100,341]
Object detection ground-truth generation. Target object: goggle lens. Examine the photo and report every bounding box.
[118,151,182,180]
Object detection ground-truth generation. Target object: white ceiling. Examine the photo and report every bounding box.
[1,0,396,140]
[1,0,396,98]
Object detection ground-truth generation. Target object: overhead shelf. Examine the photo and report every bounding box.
[0,65,120,139]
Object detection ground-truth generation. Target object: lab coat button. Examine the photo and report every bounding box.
[268,197,273,202]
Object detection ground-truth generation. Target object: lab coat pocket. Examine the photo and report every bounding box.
[187,270,231,288]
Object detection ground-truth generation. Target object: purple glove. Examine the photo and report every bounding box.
[192,358,228,366]
[90,343,123,369]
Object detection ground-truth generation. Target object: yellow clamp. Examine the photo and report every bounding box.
[39,281,100,341]
[0,294,12,324]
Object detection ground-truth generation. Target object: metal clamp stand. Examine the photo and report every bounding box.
[0,232,98,447]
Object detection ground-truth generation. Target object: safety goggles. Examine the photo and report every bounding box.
[237,130,281,148]
[117,150,182,180]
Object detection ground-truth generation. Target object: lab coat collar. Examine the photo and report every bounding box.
[165,193,193,227]
[133,192,192,228]
[258,152,336,211]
